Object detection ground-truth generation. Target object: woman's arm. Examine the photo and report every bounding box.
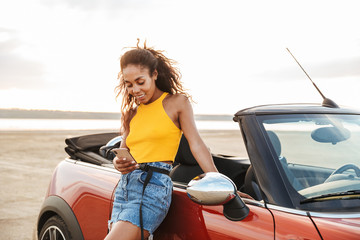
[177,96,218,173]
[177,96,254,199]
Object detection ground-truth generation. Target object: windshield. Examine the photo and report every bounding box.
[260,114,360,201]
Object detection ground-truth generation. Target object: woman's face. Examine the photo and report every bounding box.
[122,64,158,104]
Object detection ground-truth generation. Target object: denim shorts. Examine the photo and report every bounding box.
[108,162,173,235]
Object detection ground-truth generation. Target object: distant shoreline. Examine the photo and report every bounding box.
[0,108,121,120]
[0,108,233,121]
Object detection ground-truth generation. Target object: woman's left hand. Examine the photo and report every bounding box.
[113,156,139,174]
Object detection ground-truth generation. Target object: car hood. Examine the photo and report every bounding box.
[311,216,360,239]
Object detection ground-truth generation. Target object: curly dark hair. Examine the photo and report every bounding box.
[116,40,189,133]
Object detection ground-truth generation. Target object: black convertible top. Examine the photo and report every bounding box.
[65,132,119,165]
[233,103,360,121]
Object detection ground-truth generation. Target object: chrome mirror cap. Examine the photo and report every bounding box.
[186,172,237,205]
[186,172,250,221]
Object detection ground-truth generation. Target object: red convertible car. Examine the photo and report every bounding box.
[37,102,360,240]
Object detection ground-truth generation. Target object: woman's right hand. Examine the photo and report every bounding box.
[113,156,139,174]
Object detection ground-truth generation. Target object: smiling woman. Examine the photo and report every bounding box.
[105,41,219,240]
[116,41,188,123]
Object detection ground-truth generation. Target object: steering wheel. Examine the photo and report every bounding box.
[325,164,360,182]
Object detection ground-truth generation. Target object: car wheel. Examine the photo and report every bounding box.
[39,215,71,240]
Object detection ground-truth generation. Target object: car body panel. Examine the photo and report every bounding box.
[48,160,120,240]
[269,209,321,240]
[311,216,360,239]
[201,204,274,240]
[155,188,274,239]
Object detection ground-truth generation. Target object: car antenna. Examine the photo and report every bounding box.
[286,48,339,108]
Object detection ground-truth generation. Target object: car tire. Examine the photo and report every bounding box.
[39,215,71,240]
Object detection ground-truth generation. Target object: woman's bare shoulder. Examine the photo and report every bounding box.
[167,93,190,104]
[167,94,193,116]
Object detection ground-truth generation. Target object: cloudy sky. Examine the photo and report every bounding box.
[0,0,359,114]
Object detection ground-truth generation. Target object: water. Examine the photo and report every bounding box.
[0,118,238,131]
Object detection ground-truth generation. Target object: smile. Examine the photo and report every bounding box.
[136,94,145,99]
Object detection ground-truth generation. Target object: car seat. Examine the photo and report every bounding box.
[244,165,263,200]
[244,131,303,200]
[170,135,204,183]
[170,135,249,188]
[267,131,304,191]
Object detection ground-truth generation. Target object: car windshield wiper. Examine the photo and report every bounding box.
[300,190,360,204]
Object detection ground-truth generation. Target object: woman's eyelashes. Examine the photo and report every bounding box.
[125,81,145,89]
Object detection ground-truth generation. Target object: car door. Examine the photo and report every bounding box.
[155,187,274,240]
[269,207,322,240]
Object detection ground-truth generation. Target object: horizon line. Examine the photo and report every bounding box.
[0,108,234,121]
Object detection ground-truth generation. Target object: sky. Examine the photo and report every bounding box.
[0,0,359,115]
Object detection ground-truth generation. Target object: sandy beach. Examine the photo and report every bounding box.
[0,129,246,240]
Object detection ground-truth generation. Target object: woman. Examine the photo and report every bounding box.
[105,41,218,240]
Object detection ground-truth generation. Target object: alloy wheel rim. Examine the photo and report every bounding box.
[40,226,66,240]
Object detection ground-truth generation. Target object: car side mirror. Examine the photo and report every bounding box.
[186,172,249,221]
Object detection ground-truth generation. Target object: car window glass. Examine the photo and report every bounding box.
[261,114,360,199]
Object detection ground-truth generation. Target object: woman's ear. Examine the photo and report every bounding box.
[152,69,158,80]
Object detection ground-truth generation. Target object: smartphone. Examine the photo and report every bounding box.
[111,148,136,162]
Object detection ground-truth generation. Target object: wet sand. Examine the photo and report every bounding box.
[0,129,245,240]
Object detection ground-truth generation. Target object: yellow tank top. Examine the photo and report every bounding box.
[126,92,182,163]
